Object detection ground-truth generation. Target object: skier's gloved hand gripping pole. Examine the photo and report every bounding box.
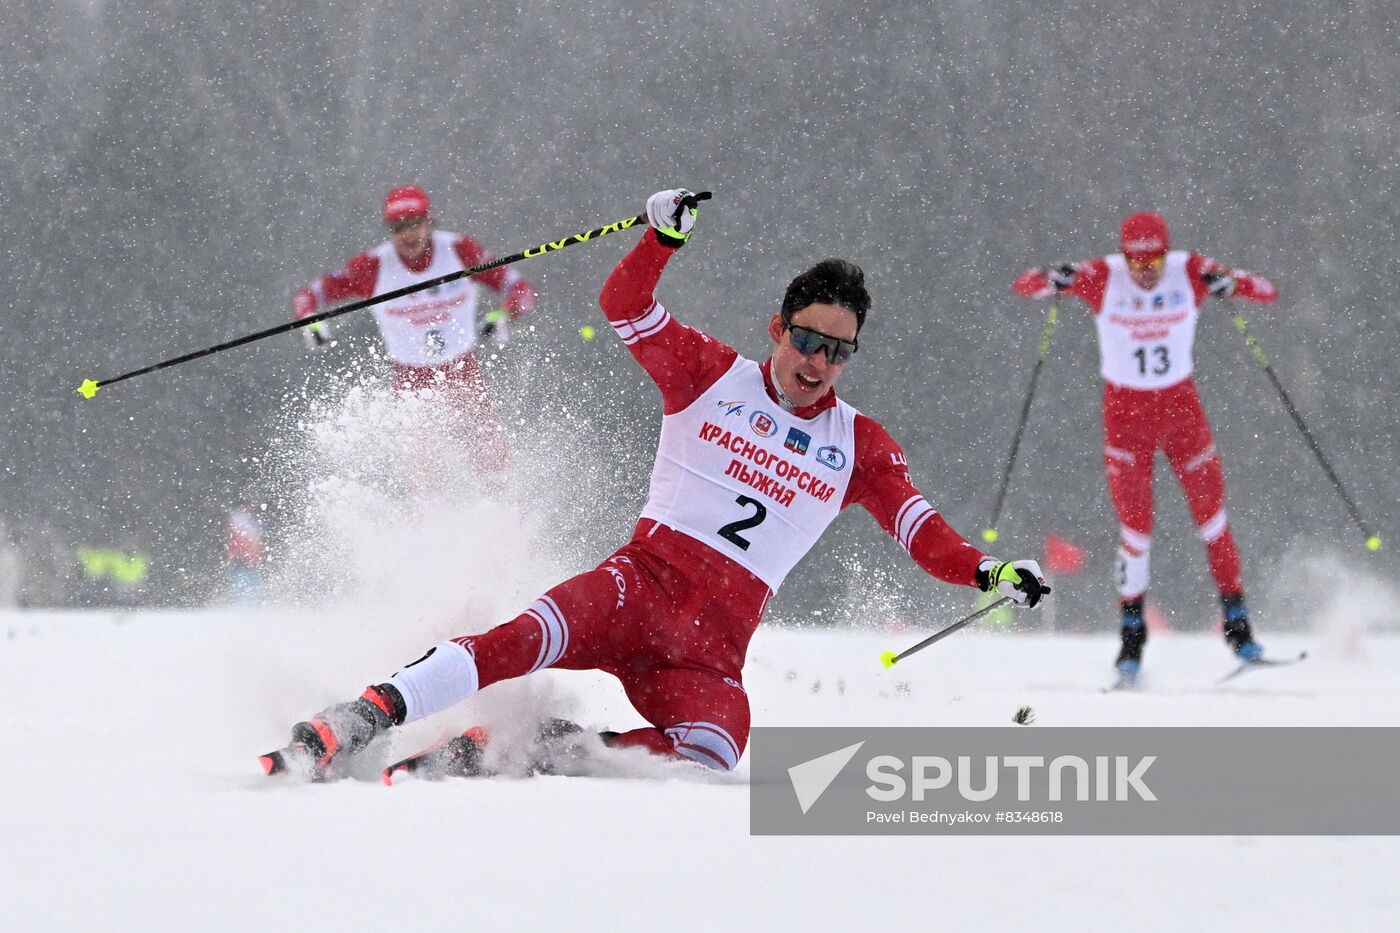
[645,188,708,247]
[74,191,712,399]
[1230,309,1381,552]
[881,560,1050,668]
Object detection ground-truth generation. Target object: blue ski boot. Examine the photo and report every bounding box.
[1222,594,1263,660]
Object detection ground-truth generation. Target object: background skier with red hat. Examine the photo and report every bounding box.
[292,186,537,475]
[1013,213,1278,684]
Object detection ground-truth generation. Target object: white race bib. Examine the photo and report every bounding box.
[640,357,857,591]
[1095,251,1199,390]
[370,231,482,366]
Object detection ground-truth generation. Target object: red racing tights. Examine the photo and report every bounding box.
[1102,378,1243,601]
[446,521,770,771]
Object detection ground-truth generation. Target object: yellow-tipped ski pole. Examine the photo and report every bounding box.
[881,597,1014,669]
[76,192,712,399]
[983,302,1058,544]
[1233,312,1380,552]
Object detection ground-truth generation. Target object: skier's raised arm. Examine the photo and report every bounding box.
[598,189,738,413]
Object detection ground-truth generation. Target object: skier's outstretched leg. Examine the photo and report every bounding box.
[268,542,678,776]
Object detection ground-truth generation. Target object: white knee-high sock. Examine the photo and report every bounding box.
[389,641,480,724]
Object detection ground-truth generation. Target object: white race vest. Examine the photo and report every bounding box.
[370,231,482,366]
[1095,251,1199,390]
[640,357,858,591]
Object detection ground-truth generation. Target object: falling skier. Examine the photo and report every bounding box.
[263,188,1049,781]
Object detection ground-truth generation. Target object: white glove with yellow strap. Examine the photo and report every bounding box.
[976,558,1050,609]
[645,188,703,247]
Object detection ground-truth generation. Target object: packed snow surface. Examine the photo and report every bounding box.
[3,609,1397,932]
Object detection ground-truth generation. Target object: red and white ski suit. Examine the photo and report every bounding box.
[294,231,537,473]
[400,230,986,771]
[1013,253,1277,600]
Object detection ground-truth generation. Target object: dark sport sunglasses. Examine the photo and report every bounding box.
[786,324,858,364]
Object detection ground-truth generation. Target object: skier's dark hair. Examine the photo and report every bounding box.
[781,259,870,332]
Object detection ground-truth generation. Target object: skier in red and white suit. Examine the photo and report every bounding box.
[292,186,537,473]
[271,189,1049,776]
[1012,212,1277,680]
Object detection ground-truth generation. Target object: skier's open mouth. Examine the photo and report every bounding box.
[795,372,822,390]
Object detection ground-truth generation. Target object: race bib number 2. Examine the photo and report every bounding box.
[717,495,767,551]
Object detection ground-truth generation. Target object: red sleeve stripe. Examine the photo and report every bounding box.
[895,495,937,552]
[610,300,671,345]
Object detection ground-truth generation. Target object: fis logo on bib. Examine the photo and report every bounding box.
[816,445,847,471]
[716,400,746,417]
[749,411,778,438]
[785,427,811,456]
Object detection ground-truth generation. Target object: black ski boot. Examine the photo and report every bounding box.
[261,684,404,779]
[1115,597,1147,684]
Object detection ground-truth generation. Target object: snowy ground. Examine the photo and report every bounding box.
[3,608,1398,932]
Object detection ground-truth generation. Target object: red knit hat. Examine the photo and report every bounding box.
[383,185,431,223]
[1120,212,1169,260]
